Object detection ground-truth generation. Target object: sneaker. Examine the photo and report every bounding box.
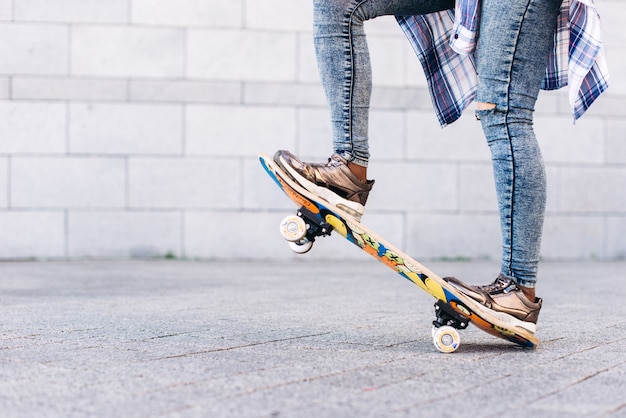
[274,150,374,221]
[445,275,542,334]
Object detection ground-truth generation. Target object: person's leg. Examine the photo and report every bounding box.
[276,0,453,219]
[475,0,562,296]
[313,0,454,175]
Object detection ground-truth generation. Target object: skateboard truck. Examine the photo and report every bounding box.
[298,206,332,238]
[279,206,333,254]
[431,300,469,353]
[433,300,469,330]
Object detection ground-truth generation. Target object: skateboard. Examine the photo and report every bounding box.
[259,153,539,353]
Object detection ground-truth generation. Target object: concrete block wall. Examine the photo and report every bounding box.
[0,0,624,262]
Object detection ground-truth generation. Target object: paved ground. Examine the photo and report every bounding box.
[1,259,625,417]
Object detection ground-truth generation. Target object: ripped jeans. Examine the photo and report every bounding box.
[313,0,562,286]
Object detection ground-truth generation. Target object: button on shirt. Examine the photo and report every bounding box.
[396,0,610,126]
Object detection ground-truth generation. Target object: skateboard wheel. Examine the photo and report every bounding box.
[432,326,460,353]
[279,215,307,242]
[289,240,313,254]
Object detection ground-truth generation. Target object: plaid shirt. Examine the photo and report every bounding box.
[396,0,610,126]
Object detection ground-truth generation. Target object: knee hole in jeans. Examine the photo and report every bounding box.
[477,102,496,110]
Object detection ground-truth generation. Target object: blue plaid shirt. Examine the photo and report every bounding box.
[397,0,610,126]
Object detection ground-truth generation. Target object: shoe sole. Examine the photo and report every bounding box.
[276,154,365,221]
[462,295,537,334]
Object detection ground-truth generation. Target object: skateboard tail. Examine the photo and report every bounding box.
[260,155,283,190]
[260,154,322,216]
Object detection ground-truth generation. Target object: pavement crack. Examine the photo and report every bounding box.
[141,330,210,341]
[215,354,426,403]
[152,332,332,360]
[529,359,626,404]
[600,402,626,417]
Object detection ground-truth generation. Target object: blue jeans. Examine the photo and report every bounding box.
[313,0,562,287]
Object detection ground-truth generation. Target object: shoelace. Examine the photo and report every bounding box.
[326,154,345,167]
[477,277,514,294]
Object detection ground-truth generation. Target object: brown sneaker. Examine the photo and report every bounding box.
[445,275,542,334]
[274,150,374,221]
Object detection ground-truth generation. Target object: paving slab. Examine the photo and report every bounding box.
[1,259,625,417]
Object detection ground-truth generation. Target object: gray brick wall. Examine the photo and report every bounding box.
[0,0,624,261]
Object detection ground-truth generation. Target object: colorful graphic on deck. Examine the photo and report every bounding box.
[329,215,449,303]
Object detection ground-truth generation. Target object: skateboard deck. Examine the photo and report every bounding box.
[259,153,539,352]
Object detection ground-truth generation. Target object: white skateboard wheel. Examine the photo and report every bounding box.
[432,326,460,353]
[279,215,307,242]
[289,240,313,254]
